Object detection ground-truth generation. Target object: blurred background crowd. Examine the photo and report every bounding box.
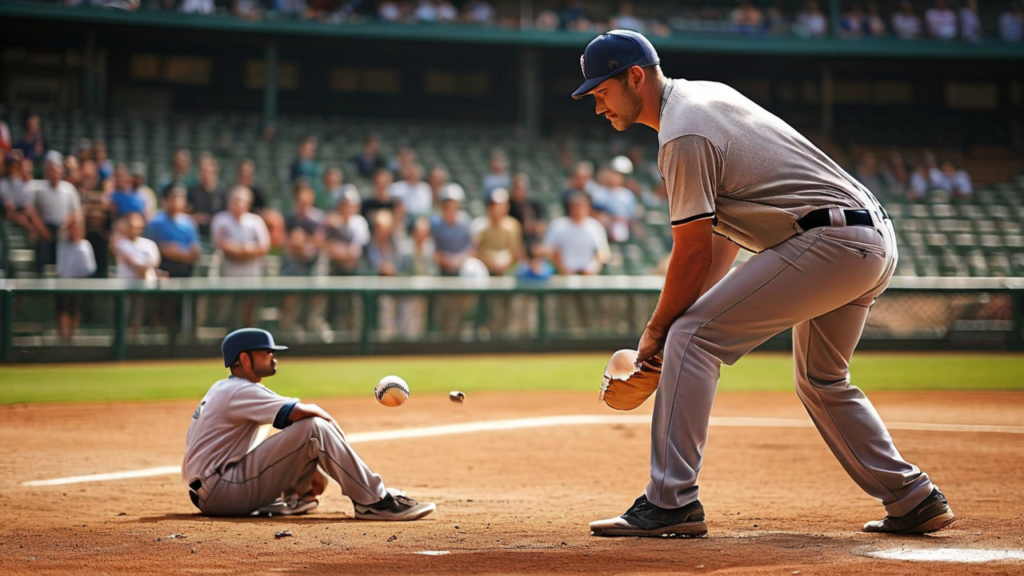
[17,0,1024,42]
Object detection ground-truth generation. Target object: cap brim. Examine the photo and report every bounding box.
[572,75,608,100]
[270,345,288,351]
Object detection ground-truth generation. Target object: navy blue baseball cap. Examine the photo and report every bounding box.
[222,328,288,367]
[572,30,660,100]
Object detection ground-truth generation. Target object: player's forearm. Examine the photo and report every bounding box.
[288,403,326,422]
[288,403,339,429]
[646,249,711,343]
[701,234,741,296]
[645,221,715,343]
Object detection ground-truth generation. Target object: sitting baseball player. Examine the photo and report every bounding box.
[182,327,435,520]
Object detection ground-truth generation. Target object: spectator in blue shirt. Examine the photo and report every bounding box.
[431,184,472,277]
[516,242,554,281]
[110,163,149,219]
[144,185,201,278]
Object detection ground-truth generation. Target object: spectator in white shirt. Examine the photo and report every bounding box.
[796,0,828,37]
[959,0,982,40]
[925,0,958,39]
[436,0,458,21]
[892,1,923,38]
[1000,2,1024,41]
[211,186,270,327]
[378,0,402,21]
[180,0,215,14]
[591,167,637,244]
[390,163,433,219]
[56,215,96,341]
[113,212,161,280]
[33,151,82,276]
[544,193,609,276]
[212,186,271,278]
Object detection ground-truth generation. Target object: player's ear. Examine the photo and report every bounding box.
[630,65,645,92]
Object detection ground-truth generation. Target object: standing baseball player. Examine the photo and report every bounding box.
[182,327,435,520]
[573,30,954,537]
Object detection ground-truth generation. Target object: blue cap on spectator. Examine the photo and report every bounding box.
[572,30,660,100]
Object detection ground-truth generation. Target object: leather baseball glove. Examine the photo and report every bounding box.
[599,349,664,411]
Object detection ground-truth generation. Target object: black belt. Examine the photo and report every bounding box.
[797,208,876,231]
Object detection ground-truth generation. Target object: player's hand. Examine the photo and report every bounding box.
[637,328,663,363]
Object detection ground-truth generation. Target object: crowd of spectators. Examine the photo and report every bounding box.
[40,0,1024,42]
[0,113,669,338]
[852,148,975,202]
[0,110,994,340]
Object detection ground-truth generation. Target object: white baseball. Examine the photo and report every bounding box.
[375,375,410,407]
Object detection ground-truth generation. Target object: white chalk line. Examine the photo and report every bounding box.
[20,414,1024,487]
[866,547,1024,563]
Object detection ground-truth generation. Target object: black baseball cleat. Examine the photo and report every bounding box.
[862,488,955,534]
[590,495,708,538]
[353,490,435,521]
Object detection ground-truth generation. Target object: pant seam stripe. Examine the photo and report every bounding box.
[655,233,824,505]
[800,320,902,511]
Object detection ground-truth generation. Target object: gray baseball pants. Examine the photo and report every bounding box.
[194,417,387,516]
[648,211,935,517]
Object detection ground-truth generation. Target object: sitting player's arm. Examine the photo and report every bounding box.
[637,134,722,361]
[287,402,339,429]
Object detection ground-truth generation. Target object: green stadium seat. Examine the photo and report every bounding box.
[980,234,1003,248]
[1005,235,1024,249]
[937,219,970,233]
[952,233,977,247]
[925,233,948,248]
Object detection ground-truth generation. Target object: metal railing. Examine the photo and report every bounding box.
[1,275,1022,363]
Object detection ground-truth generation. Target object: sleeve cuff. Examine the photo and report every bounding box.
[273,402,298,430]
[671,212,716,226]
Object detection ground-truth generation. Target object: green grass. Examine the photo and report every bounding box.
[1,352,1022,405]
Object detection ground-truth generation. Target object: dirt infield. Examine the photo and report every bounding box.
[2,390,1023,575]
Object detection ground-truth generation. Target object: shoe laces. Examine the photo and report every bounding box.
[628,495,652,515]
[393,494,419,507]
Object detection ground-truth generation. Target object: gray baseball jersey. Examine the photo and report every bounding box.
[182,376,297,486]
[183,376,386,516]
[646,78,935,518]
[658,79,877,252]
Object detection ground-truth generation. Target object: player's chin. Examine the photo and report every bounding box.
[608,117,631,131]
